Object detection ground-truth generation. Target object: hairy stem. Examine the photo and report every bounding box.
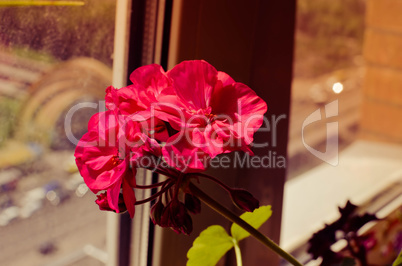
[187,182,302,266]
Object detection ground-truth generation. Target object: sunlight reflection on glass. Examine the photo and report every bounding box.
[332,82,343,94]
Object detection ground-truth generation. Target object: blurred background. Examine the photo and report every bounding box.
[0,0,401,265]
[0,1,115,265]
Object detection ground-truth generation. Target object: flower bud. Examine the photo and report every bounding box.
[184,193,201,214]
[180,212,193,235]
[169,199,186,225]
[95,192,127,213]
[230,188,259,212]
[150,200,165,225]
[160,198,193,234]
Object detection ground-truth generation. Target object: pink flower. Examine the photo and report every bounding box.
[160,60,267,172]
[105,64,175,142]
[75,60,267,223]
[106,64,173,114]
[74,111,138,218]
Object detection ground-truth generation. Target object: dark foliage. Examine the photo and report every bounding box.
[308,200,379,265]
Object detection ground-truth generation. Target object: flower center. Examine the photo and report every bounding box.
[189,107,216,123]
[111,155,121,166]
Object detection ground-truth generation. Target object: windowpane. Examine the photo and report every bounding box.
[288,0,366,179]
[0,1,115,265]
[283,2,402,265]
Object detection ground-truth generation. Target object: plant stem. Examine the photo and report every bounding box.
[135,181,174,205]
[136,180,167,189]
[187,182,302,266]
[233,240,243,266]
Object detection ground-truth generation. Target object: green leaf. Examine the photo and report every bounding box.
[187,205,273,266]
[393,249,402,266]
[187,225,234,266]
[231,205,272,242]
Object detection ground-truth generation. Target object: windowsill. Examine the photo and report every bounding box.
[280,139,402,252]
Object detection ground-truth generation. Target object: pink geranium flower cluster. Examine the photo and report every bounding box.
[75,60,267,233]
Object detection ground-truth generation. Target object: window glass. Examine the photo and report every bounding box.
[0,1,115,265]
[282,0,367,253]
[284,3,402,264]
[288,0,366,179]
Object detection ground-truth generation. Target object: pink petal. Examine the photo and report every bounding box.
[167,60,218,110]
[87,112,102,132]
[116,85,145,114]
[107,179,123,213]
[105,85,144,114]
[122,179,136,218]
[130,64,170,92]
[86,111,120,145]
[85,157,127,192]
[126,168,137,188]
[217,71,235,87]
[130,64,173,109]
[210,82,267,144]
[151,98,190,131]
[105,86,118,111]
[85,154,115,171]
[75,115,129,193]
[162,129,209,173]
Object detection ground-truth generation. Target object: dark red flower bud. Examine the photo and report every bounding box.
[150,200,165,225]
[180,212,193,235]
[184,193,201,214]
[230,188,259,212]
[168,199,186,225]
[159,209,170,227]
[160,198,193,234]
[95,192,127,213]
